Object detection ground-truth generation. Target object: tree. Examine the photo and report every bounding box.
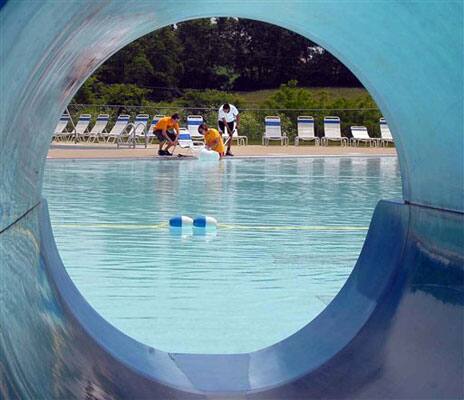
[141,26,183,99]
[72,76,102,104]
[72,17,363,106]
[124,52,154,86]
[177,19,217,89]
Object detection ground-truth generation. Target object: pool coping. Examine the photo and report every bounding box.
[46,154,398,162]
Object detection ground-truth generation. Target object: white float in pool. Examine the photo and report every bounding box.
[198,148,220,161]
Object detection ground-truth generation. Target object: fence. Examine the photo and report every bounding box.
[65,103,384,144]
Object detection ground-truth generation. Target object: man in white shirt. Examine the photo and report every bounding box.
[217,103,240,156]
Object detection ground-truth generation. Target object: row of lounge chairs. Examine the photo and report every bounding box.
[264,116,393,147]
[53,114,244,148]
[53,113,393,148]
[54,114,161,147]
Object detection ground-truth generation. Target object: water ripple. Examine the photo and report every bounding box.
[43,157,401,354]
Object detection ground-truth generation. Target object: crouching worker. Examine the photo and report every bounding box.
[154,113,181,156]
[198,123,225,157]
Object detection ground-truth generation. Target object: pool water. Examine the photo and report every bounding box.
[43,157,402,354]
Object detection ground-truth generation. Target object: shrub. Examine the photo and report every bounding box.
[101,84,149,106]
[239,111,264,142]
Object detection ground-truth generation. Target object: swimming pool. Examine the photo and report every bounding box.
[43,156,401,354]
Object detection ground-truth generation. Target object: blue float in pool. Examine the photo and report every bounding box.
[193,215,217,229]
[169,215,193,228]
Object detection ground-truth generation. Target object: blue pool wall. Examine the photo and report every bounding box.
[0,1,463,399]
[1,1,463,229]
[2,200,462,398]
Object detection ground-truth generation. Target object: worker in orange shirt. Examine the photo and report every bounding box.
[153,113,181,156]
[198,123,225,157]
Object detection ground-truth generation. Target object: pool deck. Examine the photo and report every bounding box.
[48,143,397,159]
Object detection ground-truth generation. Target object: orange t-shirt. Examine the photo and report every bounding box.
[154,117,180,133]
[204,128,225,154]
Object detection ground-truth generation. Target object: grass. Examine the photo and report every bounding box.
[235,87,374,108]
[235,89,277,106]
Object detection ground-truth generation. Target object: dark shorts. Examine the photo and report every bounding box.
[218,120,236,135]
[154,129,176,142]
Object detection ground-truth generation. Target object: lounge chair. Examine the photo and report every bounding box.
[177,128,204,156]
[322,116,348,146]
[222,127,248,146]
[295,116,319,145]
[116,117,139,149]
[350,126,377,147]
[132,114,149,147]
[53,114,72,142]
[187,115,205,143]
[262,116,288,145]
[106,114,131,143]
[379,118,394,147]
[74,114,92,142]
[87,114,109,143]
[146,114,165,145]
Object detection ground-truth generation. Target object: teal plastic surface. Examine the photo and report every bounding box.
[0,1,463,398]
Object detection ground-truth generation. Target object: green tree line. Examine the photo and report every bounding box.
[70,82,382,144]
[73,18,361,105]
[70,18,385,144]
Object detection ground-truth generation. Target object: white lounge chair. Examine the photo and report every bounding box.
[295,116,319,146]
[322,116,347,146]
[116,116,140,149]
[107,114,131,143]
[132,114,149,147]
[53,114,72,142]
[350,126,377,147]
[262,116,288,145]
[146,114,165,145]
[177,128,204,156]
[222,127,248,146]
[379,118,394,147]
[87,114,109,143]
[74,114,92,142]
[219,120,247,146]
[187,115,205,143]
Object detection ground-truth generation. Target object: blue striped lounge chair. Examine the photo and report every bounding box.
[187,115,205,143]
[107,114,131,143]
[53,113,72,142]
[379,118,394,147]
[350,126,377,147]
[322,116,347,146]
[132,114,149,147]
[177,127,204,156]
[262,116,288,145]
[295,116,319,146]
[87,114,109,143]
[74,114,92,142]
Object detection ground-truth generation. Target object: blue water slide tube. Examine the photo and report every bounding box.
[0,1,462,398]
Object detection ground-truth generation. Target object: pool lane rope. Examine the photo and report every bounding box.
[54,222,369,232]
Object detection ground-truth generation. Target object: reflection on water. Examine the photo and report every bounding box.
[43,157,401,353]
